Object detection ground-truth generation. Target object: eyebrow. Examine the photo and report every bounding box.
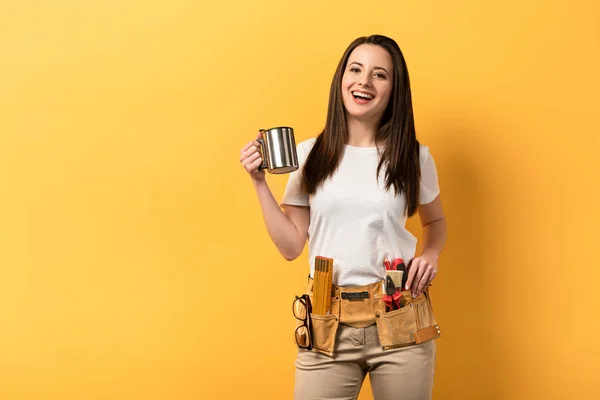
[348,62,390,75]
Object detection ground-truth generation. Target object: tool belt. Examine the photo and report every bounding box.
[295,277,441,357]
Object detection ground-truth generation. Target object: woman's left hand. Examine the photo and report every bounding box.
[405,253,438,298]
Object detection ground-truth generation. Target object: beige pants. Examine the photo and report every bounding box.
[294,323,436,400]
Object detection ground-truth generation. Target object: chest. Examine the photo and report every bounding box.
[309,152,407,220]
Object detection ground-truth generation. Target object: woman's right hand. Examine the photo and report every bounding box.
[239,131,265,183]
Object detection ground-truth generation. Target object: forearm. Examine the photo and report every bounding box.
[420,218,447,259]
[253,179,306,260]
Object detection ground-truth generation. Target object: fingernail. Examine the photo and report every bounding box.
[412,292,416,298]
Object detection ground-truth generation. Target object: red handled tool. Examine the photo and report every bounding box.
[385,258,407,288]
[383,275,402,311]
[385,257,405,272]
[383,257,405,311]
[384,257,392,271]
[392,258,408,290]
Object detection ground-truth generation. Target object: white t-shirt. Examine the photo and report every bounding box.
[280,137,440,287]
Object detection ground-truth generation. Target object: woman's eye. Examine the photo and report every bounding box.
[350,67,361,73]
[375,73,387,79]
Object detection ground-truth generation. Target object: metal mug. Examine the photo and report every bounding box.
[257,126,299,174]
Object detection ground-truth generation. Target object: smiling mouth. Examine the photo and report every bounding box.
[352,91,374,99]
[352,90,375,104]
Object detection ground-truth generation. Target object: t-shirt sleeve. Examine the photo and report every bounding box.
[419,145,440,204]
[280,139,312,207]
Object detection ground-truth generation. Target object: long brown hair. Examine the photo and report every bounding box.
[302,35,422,217]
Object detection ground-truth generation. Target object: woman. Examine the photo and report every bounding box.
[239,35,447,400]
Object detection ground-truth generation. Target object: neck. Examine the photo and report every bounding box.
[345,114,380,147]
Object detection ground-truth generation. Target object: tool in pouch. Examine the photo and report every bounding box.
[377,256,442,348]
[383,257,405,312]
[292,256,337,357]
[312,256,334,315]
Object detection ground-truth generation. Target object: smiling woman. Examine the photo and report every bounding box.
[342,45,393,124]
[239,34,447,400]
[302,36,425,219]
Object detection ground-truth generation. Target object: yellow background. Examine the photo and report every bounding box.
[1,1,599,399]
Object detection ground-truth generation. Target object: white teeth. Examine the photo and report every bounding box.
[352,91,374,99]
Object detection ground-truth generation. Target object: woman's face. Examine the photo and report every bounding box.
[341,44,393,124]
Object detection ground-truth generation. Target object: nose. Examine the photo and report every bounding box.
[358,72,372,87]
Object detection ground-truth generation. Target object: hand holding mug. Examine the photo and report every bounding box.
[240,126,299,181]
[240,131,266,183]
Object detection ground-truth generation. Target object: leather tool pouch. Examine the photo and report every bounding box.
[294,278,441,356]
[374,288,441,350]
[293,278,340,357]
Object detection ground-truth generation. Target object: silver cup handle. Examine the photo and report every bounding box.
[257,130,268,171]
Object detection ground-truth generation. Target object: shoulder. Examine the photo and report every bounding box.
[297,137,318,157]
[418,143,433,163]
[298,137,317,149]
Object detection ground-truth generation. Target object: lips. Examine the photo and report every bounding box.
[351,90,375,105]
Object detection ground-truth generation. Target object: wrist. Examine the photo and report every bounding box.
[252,177,267,189]
[420,249,440,260]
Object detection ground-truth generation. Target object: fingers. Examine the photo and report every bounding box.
[240,145,260,162]
[415,269,432,296]
[407,258,437,298]
[240,140,262,164]
[242,151,262,172]
[239,133,266,179]
[404,259,418,292]
[405,258,438,298]
[240,140,260,157]
[240,140,255,154]
[247,157,263,173]
[410,261,426,298]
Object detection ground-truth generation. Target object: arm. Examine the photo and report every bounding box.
[240,132,310,261]
[418,195,447,260]
[253,179,309,261]
[405,195,447,297]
